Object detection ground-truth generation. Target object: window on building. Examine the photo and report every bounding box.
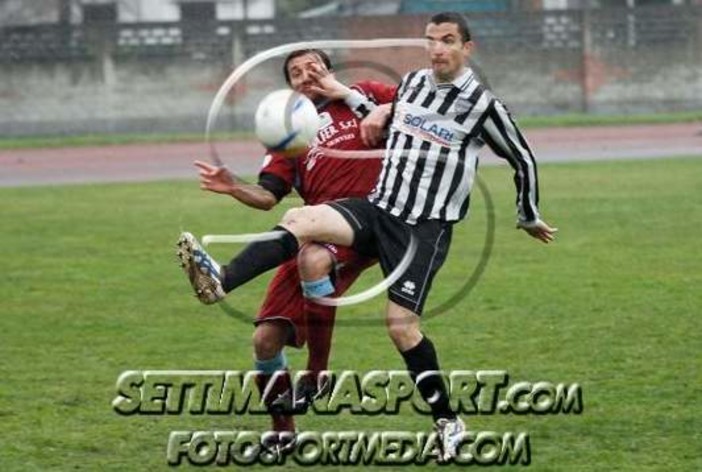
[180,2,216,21]
[83,3,117,23]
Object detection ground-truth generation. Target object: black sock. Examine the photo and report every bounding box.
[400,336,455,421]
[221,225,299,292]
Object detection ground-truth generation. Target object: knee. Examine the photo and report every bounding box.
[298,244,333,281]
[252,323,286,359]
[280,206,324,243]
[281,207,303,226]
[281,206,318,227]
[385,305,422,351]
[386,320,413,349]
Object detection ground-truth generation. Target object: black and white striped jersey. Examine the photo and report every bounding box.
[369,67,540,225]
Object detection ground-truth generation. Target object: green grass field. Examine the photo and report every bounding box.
[1,157,700,470]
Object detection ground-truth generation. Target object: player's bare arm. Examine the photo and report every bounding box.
[360,103,393,147]
[194,160,277,211]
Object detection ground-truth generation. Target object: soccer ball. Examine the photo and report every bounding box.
[254,89,320,157]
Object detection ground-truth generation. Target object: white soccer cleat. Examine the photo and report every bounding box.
[176,232,225,304]
[435,416,466,462]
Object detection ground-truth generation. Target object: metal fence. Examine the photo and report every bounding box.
[1,5,700,135]
[1,6,698,61]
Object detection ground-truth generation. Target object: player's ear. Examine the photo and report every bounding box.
[462,40,474,58]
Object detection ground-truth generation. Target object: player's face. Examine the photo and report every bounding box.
[425,22,473,83]
[287,53,326,101]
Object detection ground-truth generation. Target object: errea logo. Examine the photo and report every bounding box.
[401,280,416,296]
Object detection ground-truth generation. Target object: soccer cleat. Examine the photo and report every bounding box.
[434,416,466,462]
[176,232,225,304]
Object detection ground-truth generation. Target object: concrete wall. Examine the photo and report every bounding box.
[0,40,286,136]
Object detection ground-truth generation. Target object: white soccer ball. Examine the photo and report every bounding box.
[254,89,320,157]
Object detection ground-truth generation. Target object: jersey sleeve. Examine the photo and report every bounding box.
[257,153,295,202]
[480,98,541,224]
[344,81,398,119]
[352,81,398,105]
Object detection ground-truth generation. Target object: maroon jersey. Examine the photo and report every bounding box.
[258,81,397,205]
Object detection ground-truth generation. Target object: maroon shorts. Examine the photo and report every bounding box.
[255,244,375,347]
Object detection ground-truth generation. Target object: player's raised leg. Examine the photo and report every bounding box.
[220,203,354,292]
[176,203,356,304]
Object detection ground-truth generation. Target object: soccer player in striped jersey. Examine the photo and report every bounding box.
[178,49,395,451]
[178,13,556,462]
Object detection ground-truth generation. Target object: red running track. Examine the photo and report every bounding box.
[2,123,701,187]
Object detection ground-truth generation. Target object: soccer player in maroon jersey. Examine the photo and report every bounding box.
[183,49,396,447]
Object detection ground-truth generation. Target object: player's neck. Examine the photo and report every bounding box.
[433,66,467,85]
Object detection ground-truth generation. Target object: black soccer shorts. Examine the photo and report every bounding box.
[327,198,453,315]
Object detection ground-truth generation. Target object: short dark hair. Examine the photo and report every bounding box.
[283,49,333,85]
[429,12,472,43]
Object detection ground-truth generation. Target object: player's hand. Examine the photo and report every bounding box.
[194,160,238,195]
[361,104,392,147]
[517,219,558,244]
[305,62,352,100]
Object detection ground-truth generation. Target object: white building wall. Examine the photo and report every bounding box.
[120,0,179,22]
[218,0,276,19]
[0,0,279,24]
